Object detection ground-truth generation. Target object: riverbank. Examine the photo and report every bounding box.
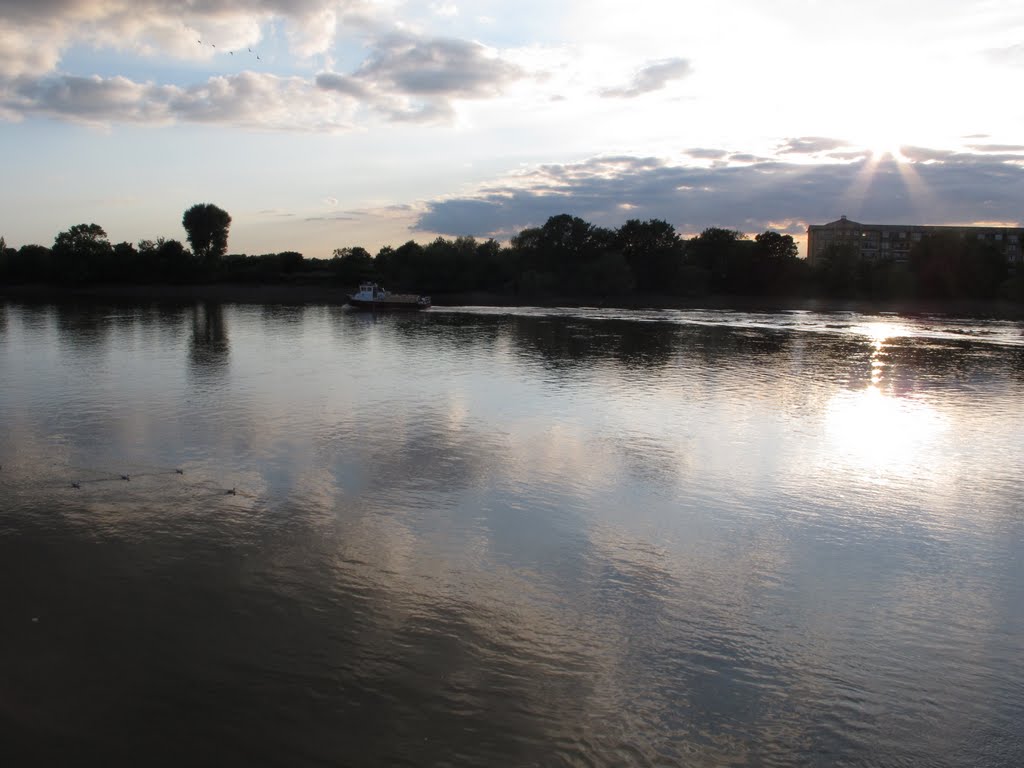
[3,282,1023,319]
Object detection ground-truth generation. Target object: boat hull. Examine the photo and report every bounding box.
[347,297,430,311]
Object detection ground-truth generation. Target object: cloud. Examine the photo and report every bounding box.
[967,144,1024,153]
[0,0,385,126]
[0,1,371,78]
[684,148,729,160]
[600,58,691,98]
[777,137,850,155]
[316,33,526,122]
[360,35,522,96]
[0,3,525,127]
[314,73,369,99]
[987,43,1024,67]
[897,146,957,162]
[415,149,1024,240]
[4,71,355,130]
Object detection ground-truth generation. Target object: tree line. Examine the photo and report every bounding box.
[1,205,1021,301]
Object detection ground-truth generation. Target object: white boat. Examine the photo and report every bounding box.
[347,282,431,311]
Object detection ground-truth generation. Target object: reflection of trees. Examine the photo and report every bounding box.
[506,316,679,372]
[189,302,229,374]
[260,303,306,327]
[54,303,115,350]
[382,311,806,380]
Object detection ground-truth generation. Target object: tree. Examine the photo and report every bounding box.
[513,214,616,292]
[615,219,684,292]
[52,223,113,282]
[686,227,747,292]
[753,231,798,261]
[331,246,374,284]
[277,251,304,274]
[815,243,860,297]
[182,203,231,265]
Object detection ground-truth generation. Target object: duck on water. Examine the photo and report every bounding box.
[347,283,431,311]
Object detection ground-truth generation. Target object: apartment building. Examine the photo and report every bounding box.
[806,216,1024,266]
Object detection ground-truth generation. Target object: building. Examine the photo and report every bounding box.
[806,216,1024,266]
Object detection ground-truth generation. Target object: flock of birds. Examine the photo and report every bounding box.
[197,38,262,62]
[0,462,242,498]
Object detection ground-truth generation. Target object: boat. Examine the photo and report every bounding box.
[347,282,431,311]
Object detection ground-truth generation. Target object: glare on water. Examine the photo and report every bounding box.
[0,301,1022,767]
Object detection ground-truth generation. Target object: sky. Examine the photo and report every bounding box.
[1,0,1023,258]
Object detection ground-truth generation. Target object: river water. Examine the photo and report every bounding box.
[1,301,1022,766]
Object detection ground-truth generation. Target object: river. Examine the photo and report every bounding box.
[1,301,1022,766]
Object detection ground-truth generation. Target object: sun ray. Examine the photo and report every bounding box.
[839,151,882,215]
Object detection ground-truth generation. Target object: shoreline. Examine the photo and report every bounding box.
[2,282,1023,319]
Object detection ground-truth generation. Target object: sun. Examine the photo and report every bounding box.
[860,136,908,163]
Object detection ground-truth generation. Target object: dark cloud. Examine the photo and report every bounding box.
[5,71,350,129]
[9,74,173,122]
[415,150,1024,240]
[600,58,691,98]
[777,137,850,154]
[314,73,368,99]
[358,35,523,96]
[315,33,525,122]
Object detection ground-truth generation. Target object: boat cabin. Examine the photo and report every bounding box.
[352,283,389,301]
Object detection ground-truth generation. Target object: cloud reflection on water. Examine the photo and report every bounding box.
[1,302,1023,765]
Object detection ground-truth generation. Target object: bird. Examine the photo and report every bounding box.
[121,474,130,481]
[175,468,184,475]
[226,487,237,496]
[71,482,81,489]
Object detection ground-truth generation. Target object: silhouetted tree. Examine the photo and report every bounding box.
[139,237,196,281]
[815,243,860,297]
[615,219,684,292]
[52,223,113,283]
[110,241,138,281]
[512,214,616,293]
[750,231,807,295]
[278,251,304,274]
[331,246,374,284]
[686,228,748,292]
[182,203,231,266]
[753,231,798,261]
[473,238,510,292]
[4,244,53,282]
[909,232,1008,299]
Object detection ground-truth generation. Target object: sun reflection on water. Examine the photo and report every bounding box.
[825,322,948,477]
